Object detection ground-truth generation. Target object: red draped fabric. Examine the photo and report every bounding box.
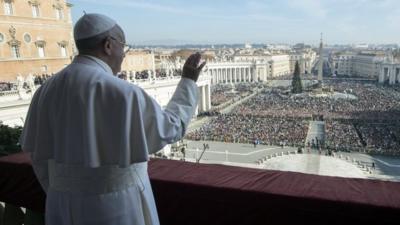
[1,152,400,225]
[0,152,45,212]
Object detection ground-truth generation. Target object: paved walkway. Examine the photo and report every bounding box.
[179,140,400,181]
[0,99,31,108]
[305,121,325,146]
[264,154,366,178]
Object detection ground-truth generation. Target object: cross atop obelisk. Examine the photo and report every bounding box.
[318,33,324,87]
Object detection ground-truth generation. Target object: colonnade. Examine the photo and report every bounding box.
[206,65,269,85]
[197,84,211,112]
[379,63,400,85]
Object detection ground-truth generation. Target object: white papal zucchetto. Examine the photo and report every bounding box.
[74,13,117,41]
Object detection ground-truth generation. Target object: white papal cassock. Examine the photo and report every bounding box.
[20,55,199,225]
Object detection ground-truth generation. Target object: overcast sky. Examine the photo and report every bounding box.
[69,0,400,45]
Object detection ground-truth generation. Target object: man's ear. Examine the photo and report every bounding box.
[103,38,112,56]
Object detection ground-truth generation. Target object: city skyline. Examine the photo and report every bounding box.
[71,0,399,45]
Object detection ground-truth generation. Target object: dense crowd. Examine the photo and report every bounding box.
[233,81,400,120]
[118,69,183,81]
[325,121,400,153]
[0,74,52,92]
[210,83,261,107]
[356,123,400,153]
[34,74,52,85]
[0,82,13,91]
[186,114,308,147]
[188,80,400,154]
[268,73,316,80]
[2,72,399,154]
[211,84,236,106]
[325,121,363,151]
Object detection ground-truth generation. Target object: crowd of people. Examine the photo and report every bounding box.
[210,83,261,107]
[2,71,400,154]
[325,120,400,153]
[211,84,236,106]
[188,80,400,154]
[325,121,363,151]
[34,74,52,85]
[233,81,400,121]
[0,73,52,92]
[186,114,308,147]
[268,73,316,80]
[0,82,13,92]
[118,69,183,81]
[356,123,400,153]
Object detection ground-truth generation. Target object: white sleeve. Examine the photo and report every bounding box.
[20,87,49,193]
[20,87,41,153]
[140,78,199,154]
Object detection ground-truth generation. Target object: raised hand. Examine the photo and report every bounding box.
[182,52,206,82]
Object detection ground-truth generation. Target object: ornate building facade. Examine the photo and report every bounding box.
[289,50,316,75]
[205,53,315,85]
[0,0,73,81]
[379,54,400,85]
[330,51,385,78]
[121,50,155,74]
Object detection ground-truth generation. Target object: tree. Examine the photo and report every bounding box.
[291,61,303,93]
[0,124,22,157]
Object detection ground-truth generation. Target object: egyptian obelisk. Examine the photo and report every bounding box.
[317,33,323,89]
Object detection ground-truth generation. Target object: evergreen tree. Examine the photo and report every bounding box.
[0,124,22,156]
[291,61,303,93]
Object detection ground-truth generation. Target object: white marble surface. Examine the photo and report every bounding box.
[263,154,366,178]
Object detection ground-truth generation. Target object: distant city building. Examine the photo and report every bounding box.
[205,52,317,85]
[330,52,354,76]
[0,0,74,81]
[154,49,178,72]
[353,43,369,49]
[330,51,386,78]
[289,49,317,74]
[172,49,197,60]
[232,53,291,78]
[379,52,400,85]
[188,44,319,84]
[352,52,384,78]
[265,44,291,50]
[270,55,290,77]
[121,50,155,75]
[205,60,268,84]
[119,44,317,86]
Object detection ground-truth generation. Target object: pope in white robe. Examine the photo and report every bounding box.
[20,13,205,225]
